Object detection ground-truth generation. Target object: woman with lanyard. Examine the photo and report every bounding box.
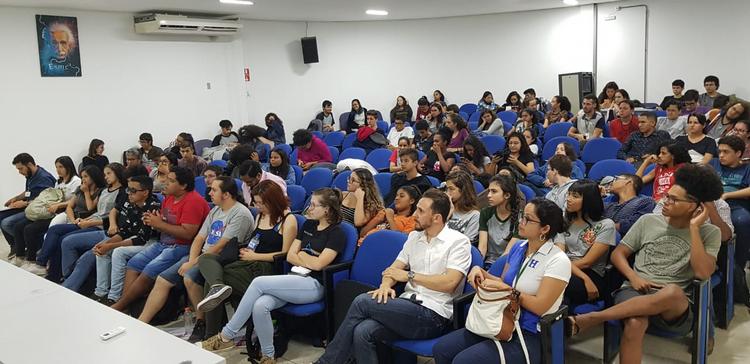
[433,198,571,364]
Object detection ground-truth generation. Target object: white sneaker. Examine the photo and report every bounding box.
[13,257,26,267]
[24,264,47,276]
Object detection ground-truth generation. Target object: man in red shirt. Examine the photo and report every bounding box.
[111,166,210,312]
[609,100,640,144]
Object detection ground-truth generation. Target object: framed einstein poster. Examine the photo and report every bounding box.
[36,15,82,77]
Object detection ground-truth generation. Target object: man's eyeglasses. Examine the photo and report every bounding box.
[662,194,697,205]
[126,188,146,194]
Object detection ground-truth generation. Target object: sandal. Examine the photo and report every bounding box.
[565,316,580,338]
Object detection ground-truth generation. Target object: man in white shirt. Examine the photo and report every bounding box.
[545,155,576,210]
[314,189,472,364]
[656,101,688,139]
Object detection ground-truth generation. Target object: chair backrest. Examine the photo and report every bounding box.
[459,111,470,121]
[287,185,307,212]
[373,172,393,199]
[542,122,573,143]
[574,159,586,177]
[275,143,293,157]
[468,121,479,131]
[498,111,517,123]
[581,138,622,164]
[294,214,307,235]
[655,110,667,118]
[194,139,212,156]
[366,149,393,171]
[463,246,484,294]
[234,178,244,193]
[473,180,485,193]
[481,135,506,155]
[292,165,303,185]
[331,170,352,191]
[311,131,324,140]
[338,222,359,263]
[301,168,334,196]
[208,159,227,169]
[518,183,535,202]
[427,176,441,187]
[503,121,513,134]
[194,176,207,196]
[377,120,390,134]
[329,146,340,163]
[541,136,580,161]
[339,112,351,129]
[639,163,656,197]
[324,132,345,148]
[375,110,384,121]
[587,159,636,182]
[351,231,408,286]
[290,148,298,165]
[459,103,478,116]
[468,111,482,123]
[418,151,426,161]
[340,147,366,161]
[342,133,357,149]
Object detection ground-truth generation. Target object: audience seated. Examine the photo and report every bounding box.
[636,141,690,200]
[602,174,655,236]
[390,95,413,123]
[169,132,194,160]
[604,89,630,123]
[124,148,146,174]
[312,100,336,132]
[524,128,540,157]
[545,155,577,210]
[433,89,447,106]
[150,151,178,193]
[557,180,616,306]
[354,110,387,153]
[292,129,334,171]
[387,116,414,150]
[502,91,523,112]
[568,164,723,363]
[315,189,471,364]
[478,175,521,266]
[345,99,367,133]
[475,109,505,137]
[238,160,287,206]
[597,81,619,111]
[731,120,750,160]
[264,113,286,145]
[543,95,573,128]
[137,133,163,171]
[617,111,672,166]
[705,100,748,139]
[81,139,110,172]
[656,101,688,139]
[445,113,470,154]
[211,120,240,147]
[433,197,570,364]
[340,168,385,237]
[445,171,480,245]
[419,128,456,182]
[699,75,725,109]
[384,148,432,206]
[477,91,499,113]
[382,186,419,234]
[201,165,222,202]
[486,131,535,179]
[609,99,640,144]
[675,113,717,165]
[680,89,711,117]
[425,103,446,133]
[178,143,207,178]
[413,119,434,152]
[262,148,295,186]
[526,142,584,196]
[659,79,686,110]
[388,137,411,173]
[238,124,275,161]
[110,166,210,312]
[414,96,430,121]
[203,188,347,363]
[509,107,543,140]
[460,135,492,185]
[567,94,605,144]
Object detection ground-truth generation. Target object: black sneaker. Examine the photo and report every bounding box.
[197,284,233,312]
[104,298,117,306]
[188,319,206,343]
[89,293,105,303]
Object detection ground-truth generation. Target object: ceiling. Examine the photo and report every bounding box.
[0,0,618,21]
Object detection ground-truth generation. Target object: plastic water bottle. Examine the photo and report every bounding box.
[183,307,194,338]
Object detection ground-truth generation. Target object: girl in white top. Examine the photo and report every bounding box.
[445,170,480,245]
[434,197,571,364]
[51,156,82,212]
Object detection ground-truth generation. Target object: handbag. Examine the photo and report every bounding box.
[24,188,64,221]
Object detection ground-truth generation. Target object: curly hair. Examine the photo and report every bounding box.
[352,168,384,218]
[673,164,723,203]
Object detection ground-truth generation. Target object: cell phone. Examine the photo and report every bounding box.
[100,326,126,341]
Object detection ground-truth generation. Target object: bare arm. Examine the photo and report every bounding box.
[247,214,297,262]
[722,187,750,200]
[478,231,488,258]
[295,248,339,271]
[518,276,568,316]
[572,243,611,270]
[699,153,713,165]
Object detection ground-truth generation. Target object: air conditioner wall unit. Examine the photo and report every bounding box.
[134,14,242,35]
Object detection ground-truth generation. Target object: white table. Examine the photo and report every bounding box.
[0,260,225,364]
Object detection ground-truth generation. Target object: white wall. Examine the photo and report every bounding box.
[0,7,243,198]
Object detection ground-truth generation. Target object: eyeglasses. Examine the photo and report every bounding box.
[158,160,170,165]
[126,188,146,194]
[662,194,697,205]
[347,177,360,184]
[520,215,541,225]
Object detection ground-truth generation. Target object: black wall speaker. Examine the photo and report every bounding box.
[301,36,319,64]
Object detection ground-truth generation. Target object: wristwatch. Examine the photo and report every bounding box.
[407,270,415,284]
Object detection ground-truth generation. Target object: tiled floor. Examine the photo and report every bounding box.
[3,238,750,363]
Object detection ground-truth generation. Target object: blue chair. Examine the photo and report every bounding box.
[290,149,298,165]
[418,151,426,161]
[329,146,340,163]
[468,111,482,123]
[498,111,517,123]
[208,159,227,169]
[291,165,303,185]
[543,122,573,143]
[339,112,350,130]
[339,147,366,161]
[277,221,359,341]
[373,173,393,199]
[473,180,484,193]
[518,183,535,202]
[427,176,441,187]
[481,135,506,155]
[459,111,470,122]
[301,168,334,197]
[275,143,293,157]
[154,192,165,203]
[377,120,390,134]
[641,102,659,109]
[324,132,345,148]
[342,133,357,150]
[468,121,479,131]
[574,159,586,177]
[639,163,656,197]
[459,103,478,116]
[194,139,212,156]
[588,159,636,182]
[194,176,207,196]
[714,237,736,329]
[375,110,384,121]
[312,131,324,140]
[258,143,271,163]
[655,110,667,118]
[503,121,514,134]
[541,136,580,162]
[234,178,244,193]
[366,149,393,171]
[602,120,611,138]
[331,170,352,191]
[581,138,622,165]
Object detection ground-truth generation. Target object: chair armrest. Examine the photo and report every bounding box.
[540,305,568,364]
[322,260,355,295]
[272,253,288,274]
[540,305,568,328]
[452,291,476,329]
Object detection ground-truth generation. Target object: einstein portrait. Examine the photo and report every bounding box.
[36,15,82,77]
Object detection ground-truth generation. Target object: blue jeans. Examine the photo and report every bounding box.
[222,275,324,358]
[318,293,451,364]
[127,242,190,279]
[97,245,149,300]
[728,201,750,269]
[61,230,106,279]
[433,328,541,364]
[0,209,26,247]
[36,224,96,281]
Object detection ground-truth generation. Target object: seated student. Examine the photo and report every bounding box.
[123,148,145,174]
[445,113,470,154]
[731,120,750,161]
[262,148,295,186]
[526,142,584,196]
[477,91,499,113]
[433,89,447,105]
[178,143,207,178]
[604,89,630,123]
[523,95,546,121]
[636,141,690,201]
[567,94,605,144]
[413,119,434,152]
[602,174,655,235]
[568,164,723,364]
[597,81,619,111]
[203,188,347,362]
[657,101,688,139]
[433,198,571,364]
[659,79,685,110]
[314,189,471,364]
[524,128,540,157]
[313,100,336,132]
[59,163,128,286]
[446,171,481,245]
[543,95,573,128]
[475,109,505,137]
[169,132,194,160]
[390,95,414,123]
[609,99,640,144]
[699,75,725,109]
[617,111,672,166]
[346,99,368,133]
[709,135,750,278]
[502,91,523,112]
[201,165,223,202]
[212,119,240,147]
[81,139,110,172]
[705,100,748,139]
[414,96,430,121]
[137,176,254,330]
[264,113,286,145]
[228,144,260,179]
[675,113,717,165]
[680,89,711,117]
[110,166,210,312]
[387,116,414,149]
[150,152,178,193]
[384,148,432,206]
[81,175,161,304]
[510,108,544,140]
[340,168,385,237]
[556,180,616,305]
[25,165,105,277]
[460,136,492,184]
[196,180,296,341]
[478,175,521,267]
[354,110,388,154]
[238,124,276,161]
[446,104,460,115]
[486,132,535,179]
[425,103,446,133]
[545,155,577,210]
[292,129,334,171]
[238,160,287,207]
[419,128,456,183]
[388,137,411,173]
[382,186,419,234]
